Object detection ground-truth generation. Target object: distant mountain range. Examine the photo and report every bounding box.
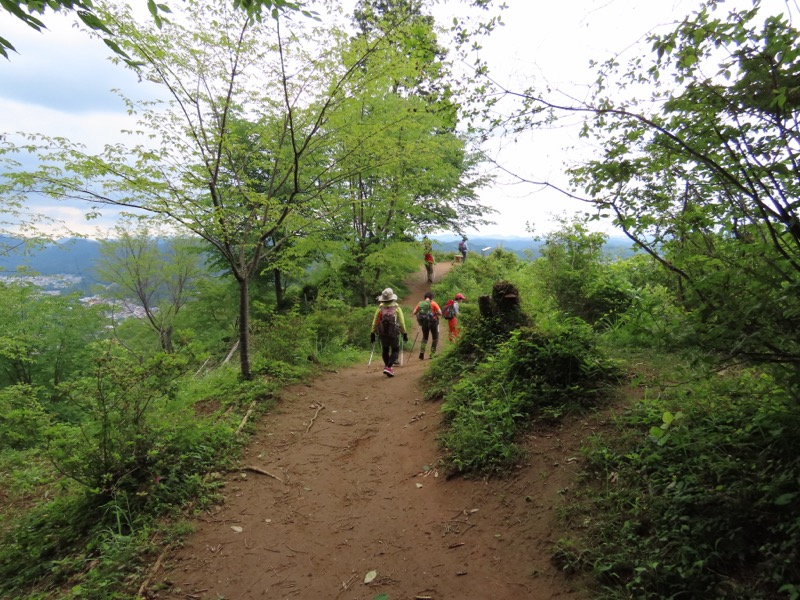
[430,234,637,259]
[0,237,102,277]
[0,234,638,287]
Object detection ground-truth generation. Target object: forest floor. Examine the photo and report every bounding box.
[146,264,594,600]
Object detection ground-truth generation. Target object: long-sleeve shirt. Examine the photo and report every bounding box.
[371,301,407,334]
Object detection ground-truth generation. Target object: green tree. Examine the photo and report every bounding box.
[535,216,631,326]
[318,0,493,305]
[0,283,103,395]
[0,0,308,61]
[0,0,452,379]
[565,1,800,390]
[96,222,202,354]
[481,0,800,395]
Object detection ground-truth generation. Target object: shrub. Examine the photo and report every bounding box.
[436,320,622,474]
[559,369,800,599]
[0,384,48,450]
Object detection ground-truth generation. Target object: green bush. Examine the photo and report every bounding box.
[559,369,800,599]
[0,384,48,450]
[436,320,622,474]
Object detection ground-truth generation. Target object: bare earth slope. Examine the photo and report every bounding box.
[148,265,586,600]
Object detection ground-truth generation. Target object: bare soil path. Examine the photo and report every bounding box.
[149,265,587,600]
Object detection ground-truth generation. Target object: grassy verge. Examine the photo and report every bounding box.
[0,307,374,599]
[555,363,800,599]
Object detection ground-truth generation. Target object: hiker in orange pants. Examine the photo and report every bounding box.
[442,293,466,342]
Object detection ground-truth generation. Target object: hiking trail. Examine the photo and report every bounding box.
[147,264,587,600]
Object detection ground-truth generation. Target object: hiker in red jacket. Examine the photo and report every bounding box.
[442,293,466,342]
[424,250,435,283]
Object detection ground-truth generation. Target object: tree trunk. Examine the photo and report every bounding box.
[238,276,252,380]
[160,326,174,354]
[274,268,285,309]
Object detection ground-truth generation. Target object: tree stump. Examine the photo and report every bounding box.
[478,281,526,329]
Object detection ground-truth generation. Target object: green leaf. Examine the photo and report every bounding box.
[77,10,111,34]
[774,493,796,506]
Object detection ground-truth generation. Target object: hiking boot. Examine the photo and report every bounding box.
[418,352,424,360]
[383,366,395,377]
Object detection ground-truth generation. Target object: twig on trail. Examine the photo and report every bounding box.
[305,402,325,434]
[136,542,170,599]
[242,466,285,484]
[285,543,308,554]
[336,574,358,599]
[235,400,257,435]
[448,542,465,549]
[458,523,476,535]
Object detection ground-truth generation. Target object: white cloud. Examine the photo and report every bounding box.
[1,0,793,239]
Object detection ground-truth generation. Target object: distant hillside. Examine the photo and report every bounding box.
[430,235,637,259]
[0,237,102,279]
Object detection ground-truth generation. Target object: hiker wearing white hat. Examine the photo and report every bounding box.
[370,288,408,377]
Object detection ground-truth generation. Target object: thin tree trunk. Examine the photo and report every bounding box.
[238,277,252,380]
[274,268,284,309]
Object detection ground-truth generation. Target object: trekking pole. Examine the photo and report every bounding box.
[409,330,420,354]
[368,340,376,366]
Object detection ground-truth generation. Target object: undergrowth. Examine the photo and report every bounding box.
[556,367,800,599]
[427,312,622,475]
[0,313,365,599]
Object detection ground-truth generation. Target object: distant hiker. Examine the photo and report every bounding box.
[371,288,408,377]
[424,250,435,283]
[458,236,468,262]
[412,291,442,360]
[442,293,466,342]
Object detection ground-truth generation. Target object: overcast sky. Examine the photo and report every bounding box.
[0,0,793,238]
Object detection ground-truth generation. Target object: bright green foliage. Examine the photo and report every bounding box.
[567,1,800,397]
[96,224,203,354]
[433,317,621,474]
[0,384,48,449]
[319,0,493,306]
[560,369,800,599]
[0,283,103,396]
[535,217,633,327]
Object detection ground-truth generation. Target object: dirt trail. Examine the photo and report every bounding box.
[149,265,586,600]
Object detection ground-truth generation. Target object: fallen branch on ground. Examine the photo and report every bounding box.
[242,466,285,483]
[235,400,257,435]
[305,402,325,434]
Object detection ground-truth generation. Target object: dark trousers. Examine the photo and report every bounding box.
[380,335,400,367]
[420,319,439,352]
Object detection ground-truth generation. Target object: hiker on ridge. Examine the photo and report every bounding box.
[458,235,468,263]
[442,293,466,342]
[424,249,435,283]
[371,288,408,377]
[412,291,442,360]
